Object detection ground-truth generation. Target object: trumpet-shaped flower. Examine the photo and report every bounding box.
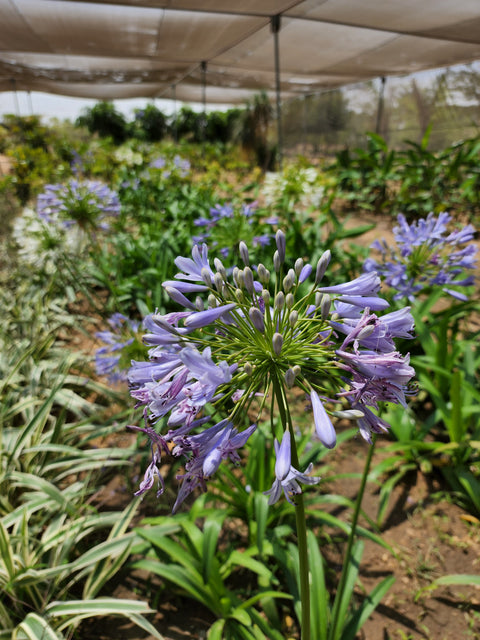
[265,431,321,505]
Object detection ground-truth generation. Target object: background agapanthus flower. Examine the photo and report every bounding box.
[192,200,274,260]
[37,179,120,231]
[128,231,415,511]
[363,212,477,301]
[148,154,190,178]
[95,313,141,384]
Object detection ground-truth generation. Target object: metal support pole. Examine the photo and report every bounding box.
[302,94,308,151]
[271,15,283,170]
[375,76,386,135]
[171,84,177,143]
[200,61,207,149]
[10,78,20,116]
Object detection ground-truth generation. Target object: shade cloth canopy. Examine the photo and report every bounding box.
[2,0,480,103]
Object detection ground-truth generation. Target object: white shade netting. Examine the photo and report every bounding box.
[1,0,480,102]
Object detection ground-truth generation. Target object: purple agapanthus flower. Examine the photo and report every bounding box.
[127,231,414,511]
[190,200,273,262]
[264,431,320,505]
[95,313,140,383]
[363,212,477,301]
[37,179,120,230]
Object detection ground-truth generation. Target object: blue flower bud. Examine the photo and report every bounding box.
[275,291,285,310]
[315,250,331,284]
[276,230,286,263]
[272,332,283,356]
[249,307,265,333]
[239,241,250,266]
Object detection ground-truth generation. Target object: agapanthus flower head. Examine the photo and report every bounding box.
[128,231,414,511]
[192,201,274,264]
[37,179,120,231]
[95,313,141,384]
[149,154,190,178]
[363,212,477,302]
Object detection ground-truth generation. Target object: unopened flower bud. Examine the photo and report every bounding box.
[357,325,375,341]
[214,272,224,291]
[195,296,205,311]
[236,270,245,289]
[289,309,298,327]
[292,364,301,377]
[315,250,331,284]
[311,390,336,449]
[299,263,313,283]
[249,307,265,333]
[235,288,244,302]
[273,250,281,272]
[262,289,270,306]
[333,409,365,420]
[233,266,240,286]
[244,362,253,376]
[294,257,304,276]
[214,258,226,279]
[201,267,212,286]
[275,229,286,263]
[239,241,250,266]
[285,292,294,309]
[272,332,283,356]
[285,368,296,388]
[243,266,254,294]
[257,263,270,284]
[321,294,331,319]
[152,315,180,335]
[283,270,295,292]
[315,291,324,308]
[207,294,217,308]
[274,291,285,310]
[163,286,196,310]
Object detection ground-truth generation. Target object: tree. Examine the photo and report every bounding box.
[76,101,128,144]
[132,104,167,142]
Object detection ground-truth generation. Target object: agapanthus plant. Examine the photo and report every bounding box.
[193,200,274,261]
[95,313,142,384]
[363,212,477,301]
[128,230,415,639]
[37,178,120,232]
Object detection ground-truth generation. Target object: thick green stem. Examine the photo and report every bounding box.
[329,435,376,640]
[271,376,311,640]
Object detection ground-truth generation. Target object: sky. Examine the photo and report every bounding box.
[0,91,181,121]
[0,91,236,122]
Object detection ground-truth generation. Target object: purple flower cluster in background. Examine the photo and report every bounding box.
[193,201,273,257]
[95,313,140,384]
[37,179,120,230]
[363,212,477,301]
[149,154,191,178]
[128,231,415,511]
